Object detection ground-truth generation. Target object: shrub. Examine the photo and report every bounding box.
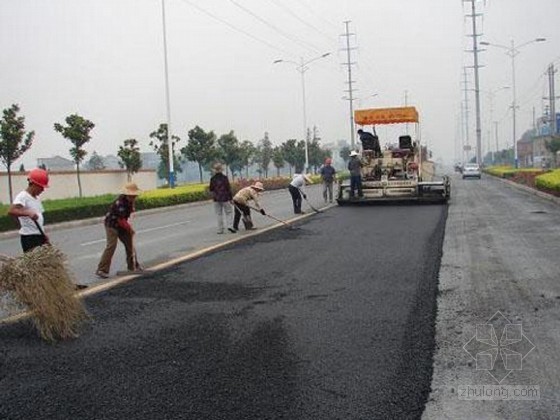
[535,169,560,195]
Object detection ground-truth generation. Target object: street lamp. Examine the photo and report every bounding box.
[480,38,546,168]
[484,86,510,163]
[274,52,331,172]
[161,0,175,188]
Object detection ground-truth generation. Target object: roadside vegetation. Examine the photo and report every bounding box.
[484,166,560,196]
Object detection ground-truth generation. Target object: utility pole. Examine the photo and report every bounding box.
[547,64,557,135]
[341,21,357,150]
[464,0,484,165]
[462,67,471,163]
[161,0,174,188]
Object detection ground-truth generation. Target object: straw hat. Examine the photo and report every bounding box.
[349,150,359,157]
[121,182,141,196]
[252,181,264,191]
[304,174,313,184]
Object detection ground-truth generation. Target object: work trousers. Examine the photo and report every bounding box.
[232,202,252,230]
[322,181,334,202]
[214,201,232,233]
[20,234,47,253]
[288,185,303,214]
[97,226,135,273]
[350,175,363,198]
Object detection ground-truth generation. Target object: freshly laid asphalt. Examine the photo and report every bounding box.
[0,202,448,419]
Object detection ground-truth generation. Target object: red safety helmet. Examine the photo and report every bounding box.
[28,168,49,188]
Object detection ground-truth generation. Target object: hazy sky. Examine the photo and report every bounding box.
[1,0,559,169]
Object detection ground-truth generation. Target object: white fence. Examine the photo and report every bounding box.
[1,169,157,204]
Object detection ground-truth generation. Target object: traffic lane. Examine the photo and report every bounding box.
[0,185,329,284]
[0,203,446,419]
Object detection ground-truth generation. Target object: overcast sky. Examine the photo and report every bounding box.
[1,0,559,169]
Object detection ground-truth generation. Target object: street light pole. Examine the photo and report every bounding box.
[481,38,546,168]
[161,0,175,187]
[274,53,331,172]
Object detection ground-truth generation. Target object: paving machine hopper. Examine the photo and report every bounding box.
[337,106,450,204]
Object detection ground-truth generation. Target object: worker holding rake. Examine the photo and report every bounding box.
[229,182,266,232]
[288,171,312,214]
[95,182,142,278]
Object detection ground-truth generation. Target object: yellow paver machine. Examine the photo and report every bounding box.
[337,106,450,205]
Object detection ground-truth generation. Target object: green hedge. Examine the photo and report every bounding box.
[535,169,560,193]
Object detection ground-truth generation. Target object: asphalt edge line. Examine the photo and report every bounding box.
[0,204,334,325]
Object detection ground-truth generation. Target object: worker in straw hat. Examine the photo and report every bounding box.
[209,162,233,234]
[288,169,313,214]
[229,182,266,232]
[8,168,50,252]
[95,182,142,278]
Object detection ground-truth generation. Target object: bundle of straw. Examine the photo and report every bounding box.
[0,246,88,342]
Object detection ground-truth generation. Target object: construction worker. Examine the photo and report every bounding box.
[229,182,265,232]
[288,171,312,214]
[8,168,50,252]
[209,163,233,234]
[319,158,336,203]
[95,182,141,278]
[348,150,363,199]
[357,128,381,156]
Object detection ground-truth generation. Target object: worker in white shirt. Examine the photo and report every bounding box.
[229,182,266,232]
[288,172,312,214]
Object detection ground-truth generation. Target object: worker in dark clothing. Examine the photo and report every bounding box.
[348,150,363,199]
[209,163,233,234]
[357,129,381,156]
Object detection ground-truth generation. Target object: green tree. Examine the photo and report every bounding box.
[272,146,285,177]
[238,140,256,179]
[118,138,143,181]
[281,139,305,176]
[217,130,242,178]
[18,163,25,172]
[87,151,106,170]
[0,104,35,202]
[545,137,560,166]
[181,125,217,183]
[149,123,182,183]
[254,132,273,178]
[339,145,351,166]
[54,114,95,198]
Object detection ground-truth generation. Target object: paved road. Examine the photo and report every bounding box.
[424,174,560,419]
[0,199,447,419]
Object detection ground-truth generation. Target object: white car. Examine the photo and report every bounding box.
[462,163,481,179]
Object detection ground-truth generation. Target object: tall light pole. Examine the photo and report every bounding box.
[481,38,546,168]
[273,53,331,172]
[161,0,175,187]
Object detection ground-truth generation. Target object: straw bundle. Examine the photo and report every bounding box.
[0,246,88,342]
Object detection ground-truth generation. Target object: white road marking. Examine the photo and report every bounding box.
[80,220,192,246]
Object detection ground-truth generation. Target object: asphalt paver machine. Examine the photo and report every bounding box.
[337,106,450,204]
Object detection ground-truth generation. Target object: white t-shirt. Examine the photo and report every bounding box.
[12,190,45,235]
[290,173,307,190]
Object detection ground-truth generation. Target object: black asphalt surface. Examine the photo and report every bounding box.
[0,204,447,420]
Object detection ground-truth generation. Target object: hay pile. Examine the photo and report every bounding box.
[0,246,88,342]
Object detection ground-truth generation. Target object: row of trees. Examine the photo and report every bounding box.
[0,104,333,201]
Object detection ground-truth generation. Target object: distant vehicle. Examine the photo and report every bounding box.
[454,163,463,173]
[462,163,481,179]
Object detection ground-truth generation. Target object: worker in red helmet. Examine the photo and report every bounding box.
[8,168,50,252]
[319,157,336,203]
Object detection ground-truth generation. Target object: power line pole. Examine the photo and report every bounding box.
[341,21,357,150]
[462,67,471,163]
[547,63,557,135]
[464,0,484,165]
